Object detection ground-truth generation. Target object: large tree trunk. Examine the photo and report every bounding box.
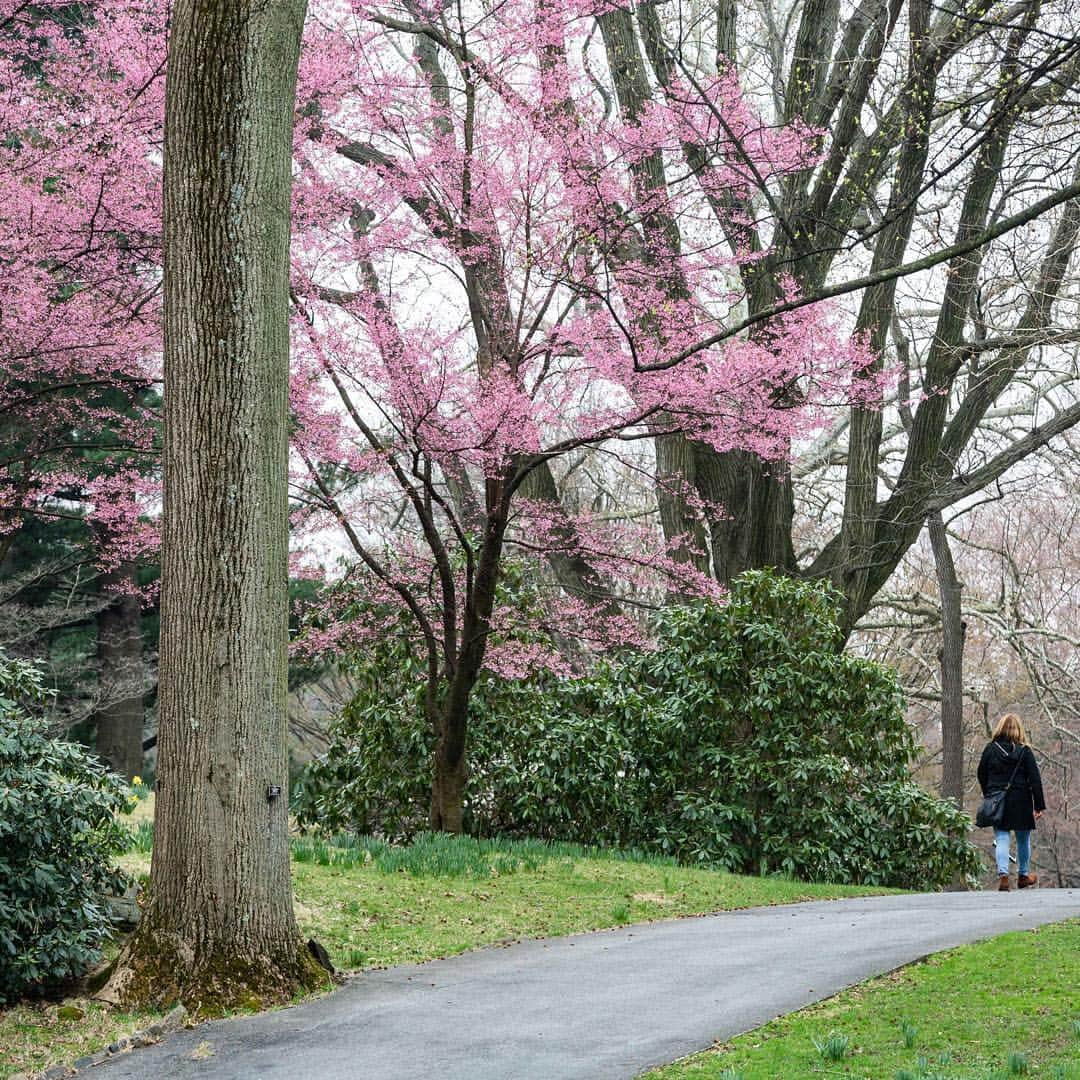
[928,511,965,807]
[94,562,144,780]
[693,447,797,582]
[105,0,320,1011]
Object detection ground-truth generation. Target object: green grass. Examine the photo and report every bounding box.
[1,829,887,1078]
[287,831,890,971]
[647,919,1080,1080]
[0,999,163,1079]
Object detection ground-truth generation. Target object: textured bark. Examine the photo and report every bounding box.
[94,562,144,780]
[715,0,737,64]
[693,447,797,581]
[655,433,710,577]
[784,0,841,124]
[598,11,713,566]
[832,0,937,625]
[928,512,965,807]
[430,739,467,834]
[105,0,321,1011]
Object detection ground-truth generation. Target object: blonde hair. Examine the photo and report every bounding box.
[992,713,1028,745]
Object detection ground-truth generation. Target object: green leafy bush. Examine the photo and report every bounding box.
[0,653,131,1002]
[295,571,979,888]
[292,615,434,840]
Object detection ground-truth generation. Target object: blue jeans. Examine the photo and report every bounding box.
[993,829,1031,876]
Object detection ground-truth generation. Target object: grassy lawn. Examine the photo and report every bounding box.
[648,919,1080,1080]
[1,827,886,1078]
[287,832,895,971]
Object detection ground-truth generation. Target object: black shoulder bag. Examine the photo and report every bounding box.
[975,747,1024,829]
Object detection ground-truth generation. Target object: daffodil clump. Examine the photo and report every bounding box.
[127,775,145,809]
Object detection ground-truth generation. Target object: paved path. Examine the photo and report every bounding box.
[91,890,1079,1080]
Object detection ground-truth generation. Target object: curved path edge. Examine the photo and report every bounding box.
[88,890,1080,1080]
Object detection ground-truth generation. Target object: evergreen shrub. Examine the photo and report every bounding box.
[0,653,130,1002]
[295,571,978,888]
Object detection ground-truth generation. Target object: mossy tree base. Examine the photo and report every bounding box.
[101,923,329,1018]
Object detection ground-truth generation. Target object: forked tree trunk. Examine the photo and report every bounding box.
[95,562,144,780]
[928,511,965,807]
[427,512,508,834]
[104,0,321,1011]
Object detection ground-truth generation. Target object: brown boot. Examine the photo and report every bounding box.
[998,874,1010,891]
[1017,874,1038,889]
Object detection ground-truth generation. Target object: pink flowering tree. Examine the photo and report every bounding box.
[0,1,162,581]
[2,0,878,834]
[287,1,876,831]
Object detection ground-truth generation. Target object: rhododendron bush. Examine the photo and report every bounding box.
[294,571,980,889]
[1,0,880,830]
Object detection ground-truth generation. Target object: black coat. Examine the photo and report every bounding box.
[977,738,1046,831]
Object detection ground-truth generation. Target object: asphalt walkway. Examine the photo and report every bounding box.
[90,889,1080,1079]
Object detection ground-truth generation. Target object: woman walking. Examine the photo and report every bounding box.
[977,713,1046,891]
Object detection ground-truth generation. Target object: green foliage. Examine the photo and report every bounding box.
[295,571,979,888]
[122,818,155,853]
[0,653,131,1003]
[812,1032,850,1061]
[247,830,674,879]
[368,833,560,878]
[292,609,432,839]
[134,819,667,879]
[1007,1051,1030,1075]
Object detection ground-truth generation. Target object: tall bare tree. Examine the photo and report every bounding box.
[598,0,1080,631]
[852,458,1080,877]
[927,510,965,805]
